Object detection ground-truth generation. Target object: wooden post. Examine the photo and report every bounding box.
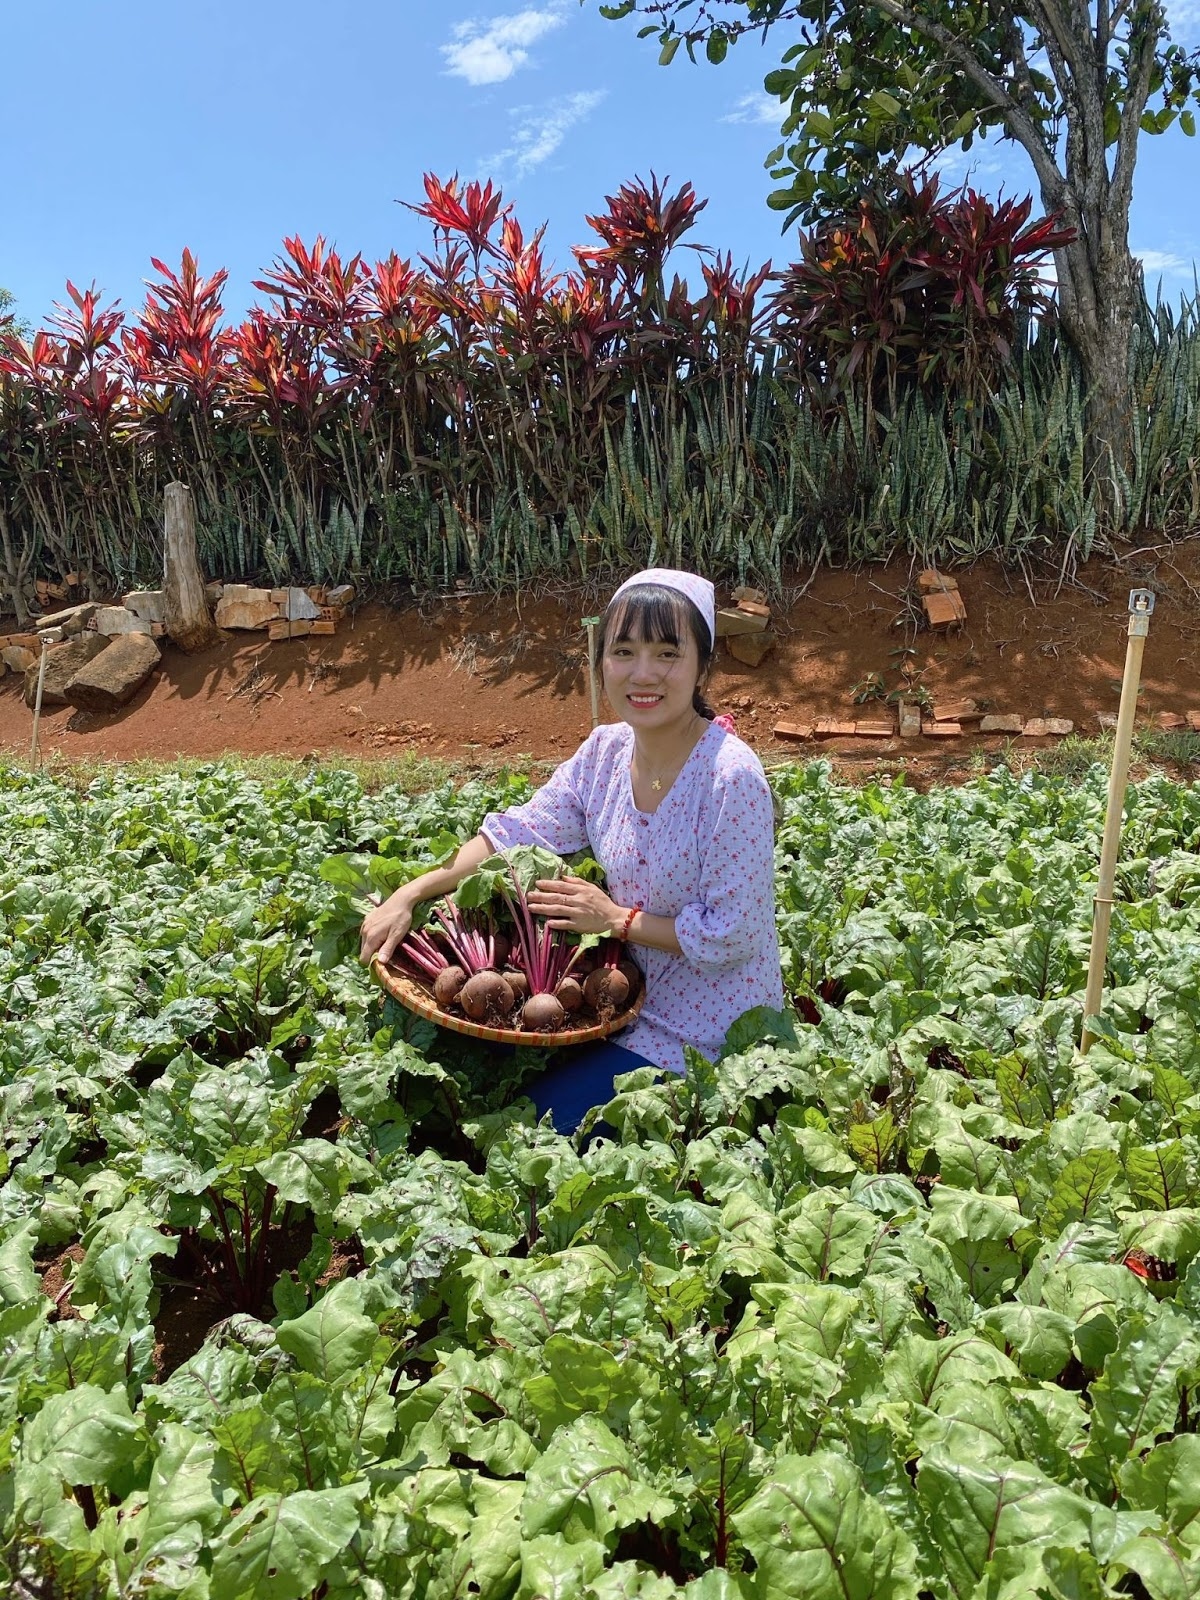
[162,482,221,652]
[1081,589,1154,1054]
[29,635,50,768]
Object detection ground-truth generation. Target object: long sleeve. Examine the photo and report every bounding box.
[480,736,594,857]
[673,764,777,975]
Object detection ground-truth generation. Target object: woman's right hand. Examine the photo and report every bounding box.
[359,894,413,967]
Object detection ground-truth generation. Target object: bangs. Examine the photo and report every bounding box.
[605,584,691,647]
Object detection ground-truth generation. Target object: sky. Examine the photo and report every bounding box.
[3,0,1198,331]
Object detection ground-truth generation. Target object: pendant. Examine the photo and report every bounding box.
[651,778,662,791]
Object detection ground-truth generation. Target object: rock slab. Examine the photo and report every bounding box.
[95,605,154,637]
[123,589,166,622]
[64,633,161,711]
[24,635,109,707]
[2,645,36,673]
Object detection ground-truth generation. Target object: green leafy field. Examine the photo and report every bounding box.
[3,760,1200,1599]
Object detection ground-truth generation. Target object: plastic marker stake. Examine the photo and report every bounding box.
[1081,588,1155,1053]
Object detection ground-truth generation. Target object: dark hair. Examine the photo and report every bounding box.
[593,582,717,720]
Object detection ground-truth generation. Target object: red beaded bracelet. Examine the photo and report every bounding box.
[618,905,640,942]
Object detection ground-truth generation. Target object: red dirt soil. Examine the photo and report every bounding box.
[3,542,1199,773]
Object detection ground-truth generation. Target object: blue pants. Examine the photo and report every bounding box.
[525,1041,656,1135]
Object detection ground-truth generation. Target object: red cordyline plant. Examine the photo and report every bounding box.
[769,171,1076,415]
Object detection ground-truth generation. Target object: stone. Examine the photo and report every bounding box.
[1022,718,1049,737]
[854,719,895,737]
[94,605,153,637]
[922,721,962,737]
[64,633,160,711]
[2,646,36,673]
[23,635,108,707]
[716,607,768,637]
[923,589,967,627]
[773,720,814,741]
[1044,718,1074,736]
[205,581,224,607]
[931,698,980,723]
[327,583,355,606]
[38,626,64,645]
[733,585,767,606]
[37,601,97,633]
[815,719,858,738]
[979,714,1025,734]
[215,596,280,631]
[727,630,776,667]
[122,589,166,622]
[1157,711,1187,730]
[898,701,923,738]
[1096,712,1118,731]
[285,586,322,621]
[1188,710,1200,732]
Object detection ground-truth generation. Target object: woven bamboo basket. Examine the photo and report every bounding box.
[373,960,644,1047]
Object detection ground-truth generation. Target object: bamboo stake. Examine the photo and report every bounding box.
[29,634,50,768]
[582,615,601,728]
[1080,589,1155,1054]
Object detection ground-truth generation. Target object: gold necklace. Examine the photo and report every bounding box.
[643,718,704,792]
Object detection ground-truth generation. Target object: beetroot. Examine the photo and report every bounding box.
[583,966,631,1016]
[617,957,642,996]
[460,971,516,1021]
[433,965,468,1009]
[556,976,584,1013]
[523,993,567,1033]
[503,968,529,1002]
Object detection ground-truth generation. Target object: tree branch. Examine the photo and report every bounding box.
[864,0,1066,197]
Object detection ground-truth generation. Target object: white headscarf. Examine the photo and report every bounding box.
[609,568,716,648]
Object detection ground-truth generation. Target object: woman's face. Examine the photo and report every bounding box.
[602,611,702,731]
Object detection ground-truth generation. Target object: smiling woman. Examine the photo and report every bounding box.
[359,566,783,1133]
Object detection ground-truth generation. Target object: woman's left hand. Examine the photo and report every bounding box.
[527,877,623,936]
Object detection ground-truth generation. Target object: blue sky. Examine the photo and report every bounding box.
[4,0,1198,329]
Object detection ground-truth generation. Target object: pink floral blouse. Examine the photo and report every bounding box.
[481,720,783,1072]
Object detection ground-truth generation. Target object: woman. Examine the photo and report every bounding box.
[359,567,782,1132]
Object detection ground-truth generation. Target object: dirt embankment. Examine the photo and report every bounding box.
[2,542,1198,773]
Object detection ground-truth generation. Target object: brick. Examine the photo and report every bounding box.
[979,714,1024,734]
[898,700,923,738]
[854,719,895,737]
[270,588,288,603]
[0,633,43,652]
[773,720,814,741]
[150,621,166,639]
[733,585,767,607]
[923,590,967,628]
[310,619,337,635]
[815,719,858,738]
[306,585,327,606]
[716,607,768,637]
[1157,711,1187,730]
[1022,718,1049,737]
[1188,711,1200,732]
[268,619,313,641]
[931,698,980,723]
[918,568,959,594]
[922,721,962,737]
[727,631,775,667]
[735,597,772,620]
[1044,717,1074,736]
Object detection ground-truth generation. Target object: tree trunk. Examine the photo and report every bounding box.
[162,482,221,652]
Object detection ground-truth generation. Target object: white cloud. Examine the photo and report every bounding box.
[486,91,606,177]
[1166,0,1200,41]
[1136,248,1193,277]
[722,92,784,127]
[442,7,566,86]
